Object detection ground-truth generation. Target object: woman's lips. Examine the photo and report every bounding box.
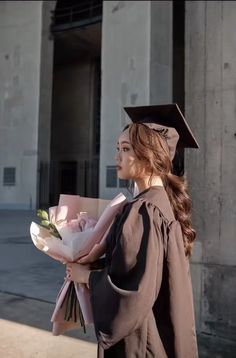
[117,166,122,170]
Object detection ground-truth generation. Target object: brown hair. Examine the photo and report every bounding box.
[127,123,196,257]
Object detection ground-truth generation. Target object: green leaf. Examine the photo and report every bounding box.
[37,210,48,220]
[41,220,50,227]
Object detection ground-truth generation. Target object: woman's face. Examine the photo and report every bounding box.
[115,128,145,180]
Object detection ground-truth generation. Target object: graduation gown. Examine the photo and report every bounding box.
[89,186,198,358]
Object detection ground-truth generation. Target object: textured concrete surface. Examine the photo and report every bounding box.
[100,1,173,200]
[0,292,97,358]
[0,1,43,209]
[0,210,65,302]
[0,317,96,358]
[100,1,151,199]
[185,1,236,355]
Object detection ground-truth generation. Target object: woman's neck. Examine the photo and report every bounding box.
[135,176,163,193]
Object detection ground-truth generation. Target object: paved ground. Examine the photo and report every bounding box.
[0,210,97,357]
[0,210,67,302]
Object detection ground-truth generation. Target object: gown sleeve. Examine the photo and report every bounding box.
[88,199,164,349]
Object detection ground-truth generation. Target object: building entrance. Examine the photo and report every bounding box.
[49,0,102,205]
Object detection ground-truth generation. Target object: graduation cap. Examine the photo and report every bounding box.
[123,103,199,160]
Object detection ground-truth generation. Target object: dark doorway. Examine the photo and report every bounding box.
[59,161,77,194]
[49,0,102,205]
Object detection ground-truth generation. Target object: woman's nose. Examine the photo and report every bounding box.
[115,152,120,162]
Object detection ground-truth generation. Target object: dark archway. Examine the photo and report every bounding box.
[49,0,102,205]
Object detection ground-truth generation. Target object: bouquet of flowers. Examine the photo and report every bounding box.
[30,193,127,335]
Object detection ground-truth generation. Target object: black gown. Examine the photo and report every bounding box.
[89,186,198,358]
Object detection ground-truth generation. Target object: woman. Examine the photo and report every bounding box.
[67,104,199,357]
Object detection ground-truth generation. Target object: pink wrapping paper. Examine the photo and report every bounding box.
[30,193,127,335]
[30,193,127,262]
[50,279,93,336]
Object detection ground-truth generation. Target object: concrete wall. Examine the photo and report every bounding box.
[0,1,43,209]
[100,1,173,199]
[185,0,236,350]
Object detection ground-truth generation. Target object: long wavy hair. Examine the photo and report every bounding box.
[126,123,196,257]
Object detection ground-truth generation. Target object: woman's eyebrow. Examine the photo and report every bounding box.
[117,140,130,145]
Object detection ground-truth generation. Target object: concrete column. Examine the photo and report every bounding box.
[185,0,236,347]
[37,1,56,207]
[150,1,173,104]
[0,1,43,209]
[100,1,173,199]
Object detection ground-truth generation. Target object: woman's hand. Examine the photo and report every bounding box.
[66,263,90,284]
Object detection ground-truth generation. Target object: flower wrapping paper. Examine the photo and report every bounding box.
[30,193,127,335]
